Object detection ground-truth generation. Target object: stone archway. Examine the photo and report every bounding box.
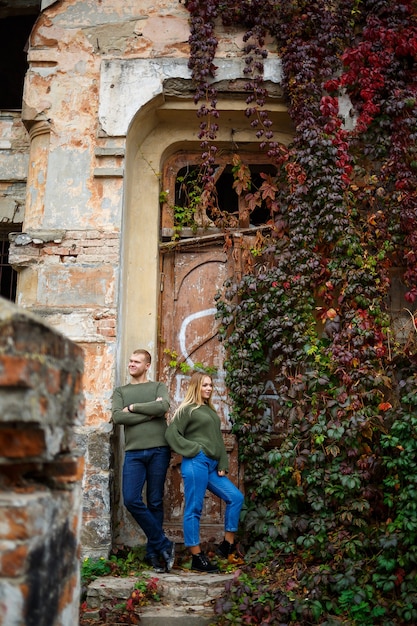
[112,85,293,546]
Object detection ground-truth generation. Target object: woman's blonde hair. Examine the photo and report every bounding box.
[173,371,214,419]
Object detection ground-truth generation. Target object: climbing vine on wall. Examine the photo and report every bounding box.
[185,0,417,623]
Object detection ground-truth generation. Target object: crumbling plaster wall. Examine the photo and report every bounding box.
[8,0,288,555]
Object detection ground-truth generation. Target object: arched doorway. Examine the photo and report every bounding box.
[113,88,293,546]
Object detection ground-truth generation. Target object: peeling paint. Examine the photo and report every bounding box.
[99,57,282,136]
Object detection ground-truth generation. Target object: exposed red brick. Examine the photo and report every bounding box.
[73,374,83,395]
[44,246,74,255]
[0,511,29,541]
[38,396,48,415]
[45,367,61,394]
[44,456,85,483]
[97,319,116,328]
[0,544,28,577]
[0,356,40,387]
[98,328,116,337]
[0,428,46,458]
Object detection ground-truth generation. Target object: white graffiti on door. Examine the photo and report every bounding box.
[178,307,218,368]
[175,306,231,424]
[176,310,280,429]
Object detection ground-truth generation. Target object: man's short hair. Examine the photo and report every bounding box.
[132,349,151,364]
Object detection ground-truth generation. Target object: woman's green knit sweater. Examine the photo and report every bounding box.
[165,403,229,472]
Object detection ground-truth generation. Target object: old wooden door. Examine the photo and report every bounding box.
[157,151,277,543]
[158,236,240,543]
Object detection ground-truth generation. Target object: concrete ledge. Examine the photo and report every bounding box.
[86,570,235,624]
[135,605,214,625]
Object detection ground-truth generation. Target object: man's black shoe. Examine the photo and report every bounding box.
[191,552,219,573]
[146,555,165,574]
[161,541,175,572]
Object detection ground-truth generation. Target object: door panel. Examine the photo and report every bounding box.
[158,242,240,542]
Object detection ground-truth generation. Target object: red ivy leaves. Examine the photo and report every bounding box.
[331,11,417,133]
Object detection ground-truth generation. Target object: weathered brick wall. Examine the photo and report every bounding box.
[0,298,84,626]
[9,227,117,557]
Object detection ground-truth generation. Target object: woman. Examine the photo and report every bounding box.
[165,371,244,573]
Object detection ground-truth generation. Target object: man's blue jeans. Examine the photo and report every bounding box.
[122,446,171,558]
[181,450,244,547]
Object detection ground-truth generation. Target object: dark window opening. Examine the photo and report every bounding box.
[0,226,20,301]
[213,166,239,218]
[175,166,201,208]
[174,162,277,230]
[214,164,277,227]
[0,12,40,110]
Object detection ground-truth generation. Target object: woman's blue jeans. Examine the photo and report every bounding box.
[181,450,244,547]
[122,446,171,558]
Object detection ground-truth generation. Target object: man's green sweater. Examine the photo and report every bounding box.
[165,403,229,472]
[112,381,170,451]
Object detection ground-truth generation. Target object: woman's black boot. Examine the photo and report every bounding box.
[216,538,234,558]
[191,552,219,573]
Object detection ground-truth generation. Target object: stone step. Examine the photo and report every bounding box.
[84,569,235,625]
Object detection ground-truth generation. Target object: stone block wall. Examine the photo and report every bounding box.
[0,298,84,626]
[9,228,118,557]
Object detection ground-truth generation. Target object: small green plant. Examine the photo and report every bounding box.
[172,169,203,238]
[171,166,218,239]
[163,348,217,375]
[172,203,197,237]
[159,190,169,204]
[81,546,148,587]
[81,557,112,585]
[336,588,387,625]
[107,545,147,576]
[163,348,193,373]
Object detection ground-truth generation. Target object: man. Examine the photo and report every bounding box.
[112,349,175,573]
